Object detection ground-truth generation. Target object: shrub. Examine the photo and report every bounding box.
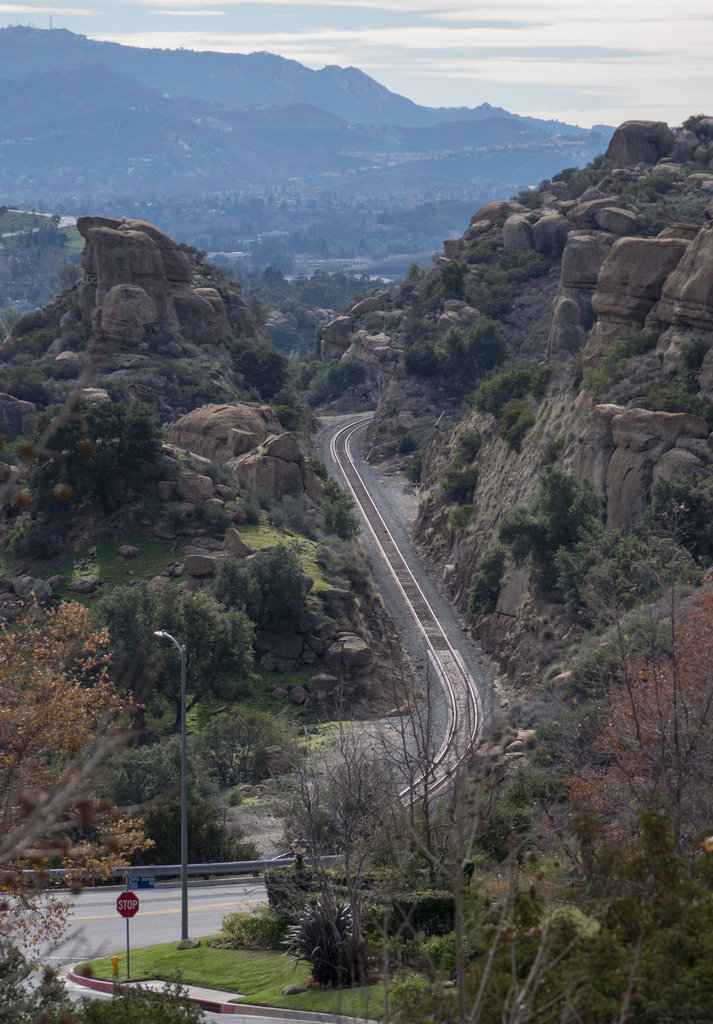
[499,468,602,592]
[322,478,360,539]
[398,431,419,454]
[406,450,422,483]
[622,173,674,202]
[441,463,478,503]
[264,865,322,923]
[439,259,468,300]
[305,356,365,406]
[215,545,311,631]
[469,544,506,617]
[650,473,713,562]
[403,340,439,377]
[140,796,236,864]
[370,891,455,938]
[438,318,509,389]
[448,504,472,531]
[33,399,161,513]
[477,282,513,318]
[498,250,549,281]
[216,908,286,949]
[475,363,551,416]
[455,428,482,462]
[421,932,457,975]
[641,379,713,428]
[498,398,535,448]
[583,332,657,400]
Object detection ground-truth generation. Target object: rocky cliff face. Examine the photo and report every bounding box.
[2,215,263,418]
[324,116,713,693]
[78,215,257,351]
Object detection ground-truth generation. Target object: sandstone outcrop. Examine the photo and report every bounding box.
[77,216,255,351]
[576,407,713,528]
[0,394,35,434]
[648,201,713,334]
[167,403,282,461]
[601,120,675,171]
[229,435,323,503]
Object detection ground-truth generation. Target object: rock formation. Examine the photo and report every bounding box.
[78,216,245,349]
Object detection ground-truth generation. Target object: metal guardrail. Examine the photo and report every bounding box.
[28,855,342,885]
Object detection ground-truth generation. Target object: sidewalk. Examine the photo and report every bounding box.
[66,967,376,1022]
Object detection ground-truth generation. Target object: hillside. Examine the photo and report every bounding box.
[8,117,713,1023]
[0,215,406,729]
[0,27,610,213]
[310,115,713,692]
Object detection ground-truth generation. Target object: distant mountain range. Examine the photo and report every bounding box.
[0,27,613,209]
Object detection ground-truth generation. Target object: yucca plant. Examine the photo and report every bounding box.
[285,900,367,987]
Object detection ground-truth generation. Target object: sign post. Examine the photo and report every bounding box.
[116,891,140,979]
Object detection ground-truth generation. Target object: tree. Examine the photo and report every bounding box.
[216,546,310,632]
[194,708,295,788]
[56,261,82,291]
[95,582,161,710]
[283,723,393,986]
[33,399,161,514]
[98,584,255,728]
[0,602,145,949]
[160,591,254,729]
[439,319,509,390]
[140,795,234,865]
[499,468,602,591]
[571,585,713,852]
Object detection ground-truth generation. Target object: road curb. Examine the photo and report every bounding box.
[67,968,240,1015]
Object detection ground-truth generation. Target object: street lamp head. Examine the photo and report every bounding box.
[153,630,169,638]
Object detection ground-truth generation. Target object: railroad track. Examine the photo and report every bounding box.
[329,415,482,797]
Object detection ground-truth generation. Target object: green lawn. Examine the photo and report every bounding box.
[82,939,384,1019]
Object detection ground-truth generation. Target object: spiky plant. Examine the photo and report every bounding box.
[285,900,367,987]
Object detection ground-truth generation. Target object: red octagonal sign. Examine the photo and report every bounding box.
[116,891,140,918]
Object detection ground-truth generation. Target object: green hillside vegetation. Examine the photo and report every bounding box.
[10,117,713,1023]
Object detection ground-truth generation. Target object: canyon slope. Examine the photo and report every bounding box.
[317,115,713,696]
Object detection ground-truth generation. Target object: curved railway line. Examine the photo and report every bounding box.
[329,415,482,797]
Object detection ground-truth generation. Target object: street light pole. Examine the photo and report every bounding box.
[153,629,198,948]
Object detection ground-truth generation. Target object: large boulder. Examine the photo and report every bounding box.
[502,215,534,253]
[0,394,36,434]
[592,236,689,325]
[649,202,713,332]
[320,316,352,362]
[167,403,282,462]
[532,213,572,253]
[601,120,675,171]
[99,283,158,349]
[546,296,586,359]
[77,216,237,349]
[176,473,214,504]
[579,406,711,528]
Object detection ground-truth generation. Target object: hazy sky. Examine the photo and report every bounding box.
[2,0,712,128]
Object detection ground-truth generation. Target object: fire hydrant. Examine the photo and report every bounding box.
[110,955,119,977]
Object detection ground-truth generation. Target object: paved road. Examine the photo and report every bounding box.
[45,879,267,970]
[48,880,343,1022]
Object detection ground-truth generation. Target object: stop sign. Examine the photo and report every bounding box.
[116,891,140,918]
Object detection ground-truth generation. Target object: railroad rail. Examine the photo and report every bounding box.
[329,415,482,798]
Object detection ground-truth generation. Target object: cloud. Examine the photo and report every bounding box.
[148,7,225,14]
[0,3,95,12]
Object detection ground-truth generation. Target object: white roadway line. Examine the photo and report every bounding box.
[329,416,481,793]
